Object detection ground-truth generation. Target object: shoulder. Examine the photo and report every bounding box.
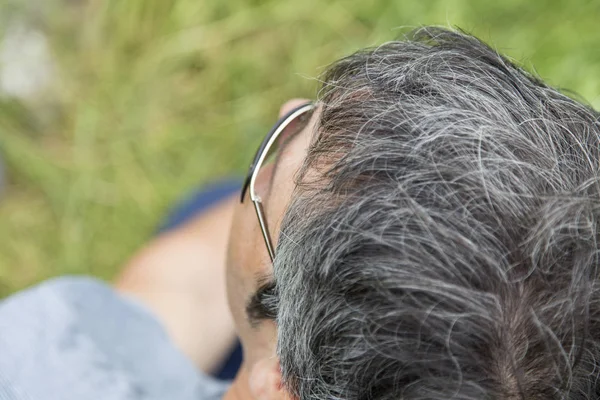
[0,277,229,400]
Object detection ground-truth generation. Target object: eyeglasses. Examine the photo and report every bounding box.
[241,101,315,262]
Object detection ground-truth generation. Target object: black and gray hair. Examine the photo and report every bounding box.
[270,27,600,399]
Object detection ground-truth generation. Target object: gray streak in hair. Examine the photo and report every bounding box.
[269,27,600,399]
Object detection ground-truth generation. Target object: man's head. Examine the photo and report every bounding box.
[227,27,600,399]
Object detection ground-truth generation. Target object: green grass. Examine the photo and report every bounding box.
[0,0,599,296]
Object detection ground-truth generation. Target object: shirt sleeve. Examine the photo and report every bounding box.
[0,277,230,400]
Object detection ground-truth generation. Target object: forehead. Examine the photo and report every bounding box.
[266,104,322,235]
[242,103,317,201]
[282,104,322,184]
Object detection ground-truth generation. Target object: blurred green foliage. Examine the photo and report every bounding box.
[0,0,599,295]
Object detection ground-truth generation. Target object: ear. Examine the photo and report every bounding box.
[248,357,293,400]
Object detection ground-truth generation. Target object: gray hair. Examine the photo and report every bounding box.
[271,27,600,399]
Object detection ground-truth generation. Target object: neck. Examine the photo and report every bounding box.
[224,365,252,400]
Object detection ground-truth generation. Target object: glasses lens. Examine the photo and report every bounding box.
[253,108,313,201]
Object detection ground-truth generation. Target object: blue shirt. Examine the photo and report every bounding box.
[0,277,229,400]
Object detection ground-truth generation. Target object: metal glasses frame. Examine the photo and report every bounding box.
[240,101,315,262]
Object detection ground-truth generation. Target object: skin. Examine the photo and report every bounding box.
[116,98,316,400]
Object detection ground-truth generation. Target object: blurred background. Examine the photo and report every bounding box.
[0,0,599,296]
